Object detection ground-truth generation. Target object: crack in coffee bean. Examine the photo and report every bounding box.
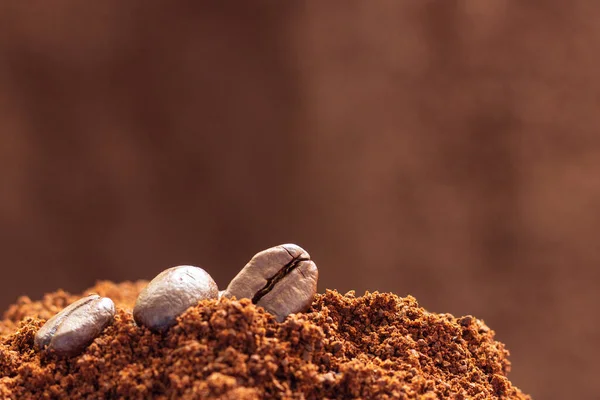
[251,255,310,304]
[34,294,115,357]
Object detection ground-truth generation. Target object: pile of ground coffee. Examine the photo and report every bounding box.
[0,281,530,399]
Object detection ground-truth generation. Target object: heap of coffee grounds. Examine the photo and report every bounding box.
[0,281,530,399]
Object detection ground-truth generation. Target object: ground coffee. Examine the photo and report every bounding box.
[0,281,530,399]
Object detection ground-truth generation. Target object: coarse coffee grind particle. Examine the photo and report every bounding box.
[0,280,530,399]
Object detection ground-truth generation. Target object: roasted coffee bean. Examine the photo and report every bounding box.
[223,244,318,322]
[133,265,218,332]
[34,294,115,357]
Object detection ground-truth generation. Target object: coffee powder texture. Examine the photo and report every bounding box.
[0,281,530,399]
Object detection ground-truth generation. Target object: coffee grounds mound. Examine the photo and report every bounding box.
[0,281,530,399]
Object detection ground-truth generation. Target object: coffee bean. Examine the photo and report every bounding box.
[223,244,318,322]
[34,294,115,357]
[133,265,218,332]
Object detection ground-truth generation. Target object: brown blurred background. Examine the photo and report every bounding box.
[1,1,598,398]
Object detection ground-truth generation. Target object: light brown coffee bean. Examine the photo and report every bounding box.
[34,294,115,357]
[133,265,218,332]
[223,244,318,322]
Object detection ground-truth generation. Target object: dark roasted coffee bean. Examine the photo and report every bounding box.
[133,265,218,332]
[223,244,318,322]
[34,294,115,357]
